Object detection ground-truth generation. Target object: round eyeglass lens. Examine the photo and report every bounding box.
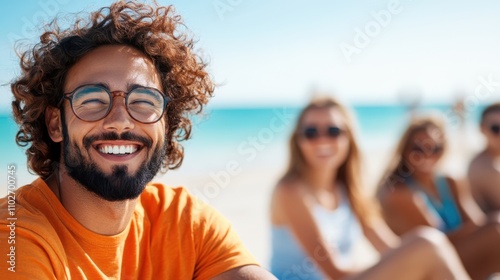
[127,87,165,123]
[72,85,111,121]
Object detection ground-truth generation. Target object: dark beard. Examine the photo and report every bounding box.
[61,115,167,201]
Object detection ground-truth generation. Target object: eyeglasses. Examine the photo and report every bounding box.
[410,144,444,156]
[300,126,345,140]
[60,84,169,124]
[490,124,500,135]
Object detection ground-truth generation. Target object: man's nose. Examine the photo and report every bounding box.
[102,97,135,132]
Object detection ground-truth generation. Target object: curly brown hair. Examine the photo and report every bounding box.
[11,1,214,178]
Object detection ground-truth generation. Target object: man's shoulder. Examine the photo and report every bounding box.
[141,183,193,207]
[0,179,51,222]
[470,150,492,165]
[139,183,212,221]
[468,151,500,190]
[469,151,492,172]
[0,180,66,278]
[0,179,62,251]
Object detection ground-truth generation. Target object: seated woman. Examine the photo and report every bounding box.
[269,97,470,280]
[377,115,500,280]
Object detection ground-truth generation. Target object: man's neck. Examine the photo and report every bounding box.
[45,171,138,236]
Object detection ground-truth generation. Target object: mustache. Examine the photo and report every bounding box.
[83,132,153,149]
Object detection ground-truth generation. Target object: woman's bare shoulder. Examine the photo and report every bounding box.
[271,175,315,224]
[274,176,307,200]
[380,181,415,207]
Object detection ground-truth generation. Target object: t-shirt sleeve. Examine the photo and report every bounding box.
[0,184,68,279]
[0,217,66,279]
[191,197,258,279]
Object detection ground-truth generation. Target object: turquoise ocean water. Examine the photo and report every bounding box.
[0,103,485,191]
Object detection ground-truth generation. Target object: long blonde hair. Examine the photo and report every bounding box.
[283,96,378,226]
[378,115,447,194]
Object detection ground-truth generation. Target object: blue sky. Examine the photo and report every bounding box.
[1,0,499,112]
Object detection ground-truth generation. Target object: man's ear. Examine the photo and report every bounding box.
[46,106,63,142]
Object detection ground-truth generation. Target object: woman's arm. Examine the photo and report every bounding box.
[362,217,401,254]
[273,183,360,279]
[380,185,442,235]
[446,176,486,226]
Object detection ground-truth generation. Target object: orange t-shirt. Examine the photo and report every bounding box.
[0,178,257,279]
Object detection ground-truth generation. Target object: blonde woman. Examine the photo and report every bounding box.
[378,115,500,279]
[269,97,470,279]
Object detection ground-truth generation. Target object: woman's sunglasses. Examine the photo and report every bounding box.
[410,144,444,155]
[490,124,500,135]
[300,126,345,140]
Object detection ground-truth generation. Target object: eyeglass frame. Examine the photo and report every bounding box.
[489,123,500,135]
[58,84,170,124]
[410,144,444,155]
[298,125,346,140]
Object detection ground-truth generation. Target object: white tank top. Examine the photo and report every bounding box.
[312,189,363,267]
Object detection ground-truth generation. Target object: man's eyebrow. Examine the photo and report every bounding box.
[94,82,110,89]
[91,82,146,92]
[127,83,146,90]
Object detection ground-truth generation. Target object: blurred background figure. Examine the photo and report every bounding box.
[397,86,423,119]
[468,102,500,214]
[451,93,467,131]
[377,115,500,279]
[269,97,470,280]
[450,92,472,162]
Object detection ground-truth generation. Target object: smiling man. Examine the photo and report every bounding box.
[0,1,275,279]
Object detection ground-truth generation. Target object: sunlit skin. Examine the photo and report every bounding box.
[45,45,165,235]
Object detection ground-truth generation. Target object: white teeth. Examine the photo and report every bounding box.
[99,145,138,155]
